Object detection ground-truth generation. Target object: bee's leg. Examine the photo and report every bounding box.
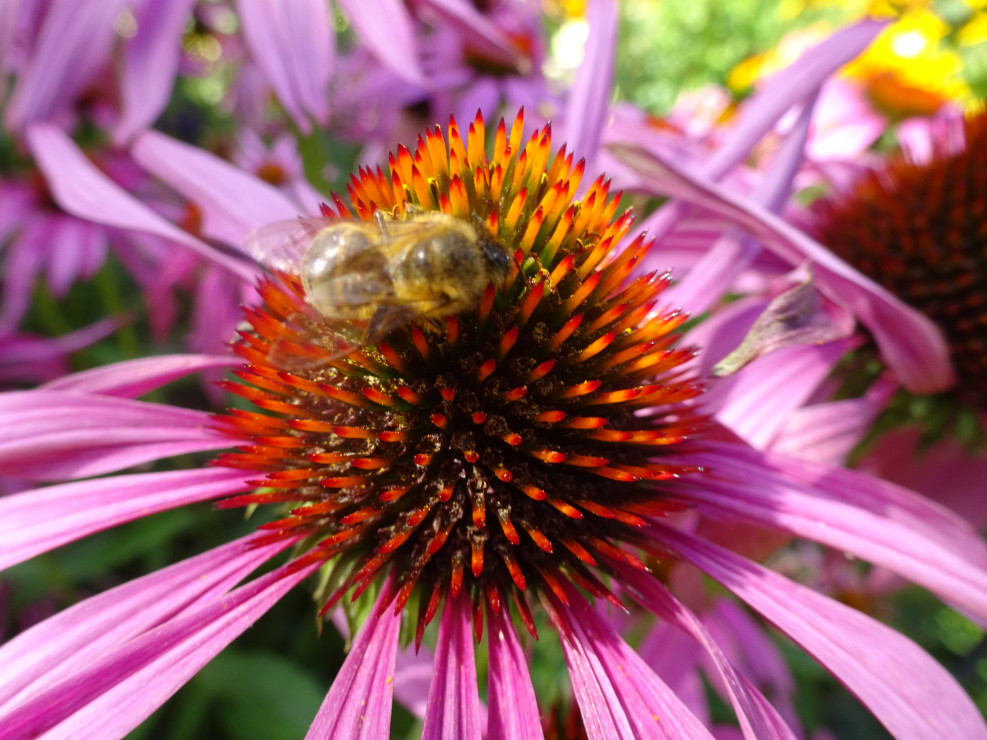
[364,305,415,343]
[374,210,393,241]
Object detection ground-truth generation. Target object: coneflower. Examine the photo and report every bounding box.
[811,110,987,410]
[4,111,987,739]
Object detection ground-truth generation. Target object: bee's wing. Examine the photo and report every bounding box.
[243,218,330,272]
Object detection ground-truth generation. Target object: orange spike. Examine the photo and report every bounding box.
[560,416,606,429]
[396,386,421,404]
[467,117,485,168]
[508,108,525,156]
[351,457,392,470]
[477,283,497,325]
[548,499,583,519]
[503,185,527,232]
[378,342,407,373]
[531,448,567,463]
[498,326,519,357]
[533,409,566,423]
[517,281,544,326]
[426,126,449,179]
[411,165,433,209]
[477,358,497,382]
[525,359,555,382]
[499,512,521,544]
[333,425,376,439]
[501,551,527,591]
[562,538,598,565]
[576,331,617,362]
[524,525,553,552]
[519,206,544,250]
[493,117,508,164]
[377,430,408,442]
[500,386,527,402]
[471,541,484,576]
[521,484,547,500]
[431,413,448,429]
[558,379,601,398]
[546,314,583,352]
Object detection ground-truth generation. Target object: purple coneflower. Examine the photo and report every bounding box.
[2,109,987,738]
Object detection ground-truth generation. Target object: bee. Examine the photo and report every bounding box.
[245,208,515,354]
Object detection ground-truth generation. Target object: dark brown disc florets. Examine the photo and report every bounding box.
[812,110,987,407]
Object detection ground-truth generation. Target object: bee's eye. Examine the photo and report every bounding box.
[482,241,512,273]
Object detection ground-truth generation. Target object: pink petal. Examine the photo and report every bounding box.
[235,0,333,132]
[612,562,798,740]
[0,467,253,570]
[337,0,424,86]
[663,98,813,314]
[114,0,198,143]
[306,593,401,739]
[549,590,715,739]
[417,0,521,75]
[421,594,482,739]
[669,444,987,620]
[487,606,544,740]
[0,560,318,738]
[42,353,239,397]
[651,522,987,739]
[562,0,617,164]
[701,20,886,181]
[771,374,895,465]
[0,535,290,711]
[131,129,303,247]
[610,140,953,393]
[0,391,229,480]
[25,124,258,282]
[4,0,127,131]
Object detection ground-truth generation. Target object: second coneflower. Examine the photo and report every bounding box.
[811,109,987,411]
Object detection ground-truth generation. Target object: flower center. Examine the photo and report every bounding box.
[215,112,706,640]
[812,111,987,407]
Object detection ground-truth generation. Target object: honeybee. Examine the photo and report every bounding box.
[245,209,514,351]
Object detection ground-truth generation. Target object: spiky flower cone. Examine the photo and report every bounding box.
[812,111,987,407]
[215,111,705,642]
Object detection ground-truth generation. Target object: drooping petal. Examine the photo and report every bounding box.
[0,392,229,480]
[421,594,483,740]
[610,139,953,393]
[487,606,544,740]
[562,0,617,164]
[336,0,424,86]
[24,124,258,282]
[0,560,318,739]
[235,0,333,132]
[0,535,291,711]
[0,468,254,570]
[549,590,715,739]
[651,522,987,739]
[671,442,987,607]
[131,129,303,247]
[416,0,519,72]
[612,561,797,740]
[114,0,198,143]
[306,593,401,740]
[41,354,239,397]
